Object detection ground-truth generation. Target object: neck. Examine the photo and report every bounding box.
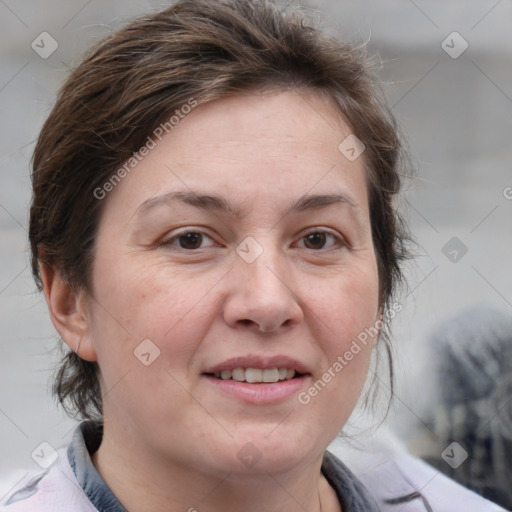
[90,420,340,512]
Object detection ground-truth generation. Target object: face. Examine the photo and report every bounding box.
[83,90,380,475]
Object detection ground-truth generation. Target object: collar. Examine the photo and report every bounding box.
[67,420,127,512]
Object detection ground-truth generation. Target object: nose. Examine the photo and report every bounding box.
[222,241,304,333]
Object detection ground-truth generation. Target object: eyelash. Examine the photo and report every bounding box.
[161,228,345,252]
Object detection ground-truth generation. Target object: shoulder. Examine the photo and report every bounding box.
[327,429,509,512]
[0,447,96,512]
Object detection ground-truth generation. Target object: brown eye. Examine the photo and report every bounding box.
[163,230,216,250]
[177,232,203,249]
[303,232,327,250]
[298,231,342,251]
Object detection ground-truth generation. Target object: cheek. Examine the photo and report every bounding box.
[310,263,380,349]
[302,261,379,405]
[89,259,220,369]
[87,265,219,423]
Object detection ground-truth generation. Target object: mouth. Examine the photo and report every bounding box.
[202,356,310,404]
[205,367,304,383]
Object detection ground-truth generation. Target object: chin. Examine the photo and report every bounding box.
[214,427,322,476]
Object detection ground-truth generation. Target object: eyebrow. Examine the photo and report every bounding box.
[135,190,361,219]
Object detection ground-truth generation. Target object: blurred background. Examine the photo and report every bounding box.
[1,0,511,505]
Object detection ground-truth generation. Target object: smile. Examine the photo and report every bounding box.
[209,368,301,383]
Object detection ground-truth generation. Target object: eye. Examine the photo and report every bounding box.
[297,230,343,251]
[163,230,217,250]
[162,228,344,252]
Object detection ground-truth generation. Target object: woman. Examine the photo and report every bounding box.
[1,1,506,511]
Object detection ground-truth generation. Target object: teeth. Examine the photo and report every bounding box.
[262,369,279,383]
[212,367,297,383]
[232,368,245,381]
[245,368,262,383]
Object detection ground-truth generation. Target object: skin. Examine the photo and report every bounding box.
[42,90,381,512]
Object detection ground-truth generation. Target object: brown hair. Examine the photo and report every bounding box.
[29,0,410,420]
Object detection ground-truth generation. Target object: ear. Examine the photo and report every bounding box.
[40,263,97,362]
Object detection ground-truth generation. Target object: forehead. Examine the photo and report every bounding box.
[102,90,370,221]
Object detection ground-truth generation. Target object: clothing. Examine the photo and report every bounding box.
[0,420,381,512]
[328,427,511,512]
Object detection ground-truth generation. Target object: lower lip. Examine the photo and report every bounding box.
[203,375,308,404]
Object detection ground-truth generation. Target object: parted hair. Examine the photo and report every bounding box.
[29,0,410,420]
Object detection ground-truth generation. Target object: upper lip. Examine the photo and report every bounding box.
[204,355,310,375]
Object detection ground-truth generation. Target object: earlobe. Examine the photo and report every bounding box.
[40,263,97,362]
